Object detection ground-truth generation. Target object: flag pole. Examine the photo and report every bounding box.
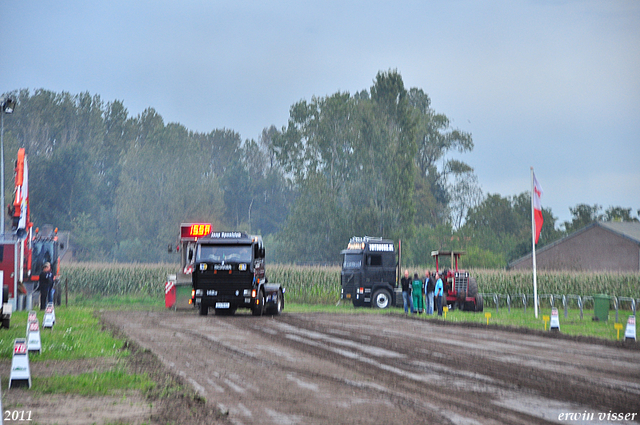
[531,167,538,319]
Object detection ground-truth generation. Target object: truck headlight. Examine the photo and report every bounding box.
[195,289,203,296]
[243,289,251,296]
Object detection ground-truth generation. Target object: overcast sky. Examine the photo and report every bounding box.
[2,1,639,226]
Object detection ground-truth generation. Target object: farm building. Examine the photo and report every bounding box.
[508,221,640,272]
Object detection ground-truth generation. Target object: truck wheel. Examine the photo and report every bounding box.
[2,318,9,329]
[372,289,391,309]
[475,294,484,312]
[252,290,265,316]
[268,290,283,315]
[467,277,478,298]
[274,290,283,315]
[2,286,8,304]
[198,303,209,316]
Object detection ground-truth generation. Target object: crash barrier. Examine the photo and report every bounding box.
[479,293,639,321]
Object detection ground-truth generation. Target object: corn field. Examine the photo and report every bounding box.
[268,265,341,304]
[60,263,639,304]
[472,269,640,298]
[62,263,175,297]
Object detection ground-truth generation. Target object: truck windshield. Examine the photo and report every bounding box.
[197,245,252,263]
[343,253,362,269]
[31,240,56,276]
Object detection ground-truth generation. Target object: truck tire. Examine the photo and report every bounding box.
[372,289,391,309]
[2,286,8,305]
[268,290,283,315]
[2,317,9,329]
[475,293,484,312]
[467,277,478,298]
[198,303,209,316]
[252,289,265,316]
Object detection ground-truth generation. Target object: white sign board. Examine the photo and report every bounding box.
[27,320,42,354]
[9,338,31,388]
[43,303,55,328]
[550,307,560,331]
[625,315,636,341]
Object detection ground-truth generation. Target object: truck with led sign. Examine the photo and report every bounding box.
[340,236,397,309]
[170,223,213,287]
[191,231,284,316]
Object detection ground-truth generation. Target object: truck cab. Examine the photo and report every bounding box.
[340,236,397,309]
[192,231,283,316]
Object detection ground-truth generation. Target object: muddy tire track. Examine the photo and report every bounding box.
[102,310,640,425]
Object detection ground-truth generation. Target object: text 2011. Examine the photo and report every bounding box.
[4,410,33,421]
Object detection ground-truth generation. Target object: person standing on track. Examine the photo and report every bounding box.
[424,270,435,315]
[37,262,54,310]
[400,269,415,314]
[435,271,444,316]
[412,273,424,314]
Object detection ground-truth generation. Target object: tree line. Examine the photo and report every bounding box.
[2,70,637,266]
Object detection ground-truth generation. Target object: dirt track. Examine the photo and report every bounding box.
[102,309,640,425]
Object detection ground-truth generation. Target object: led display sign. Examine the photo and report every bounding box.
[180,223,212,238]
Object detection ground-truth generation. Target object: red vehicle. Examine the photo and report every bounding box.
[0,149,62,325]
[431,250,483,312]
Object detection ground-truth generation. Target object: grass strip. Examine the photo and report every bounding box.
[33,368,155,396]
[287,302,637,342]
[0,307,127,360]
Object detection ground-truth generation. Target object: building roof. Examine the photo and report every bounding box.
[597,221,640,244]
[507,221,640,269]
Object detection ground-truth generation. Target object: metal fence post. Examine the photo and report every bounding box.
[494,294,499,313]
[614,296,619,323]
[578,296,583,320]
[522,294,527,314]
[507,294,511,313]
[563,295,567,318]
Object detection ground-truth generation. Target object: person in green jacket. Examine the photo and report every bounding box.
[411,273,424,314]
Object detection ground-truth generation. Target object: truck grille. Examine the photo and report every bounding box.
[341,273,360,290]
[454,271,469,295]
[197,273,251,291]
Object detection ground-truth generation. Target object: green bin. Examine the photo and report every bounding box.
[593,294,610,322]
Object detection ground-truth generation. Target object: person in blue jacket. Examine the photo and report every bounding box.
[434,271,444,316]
